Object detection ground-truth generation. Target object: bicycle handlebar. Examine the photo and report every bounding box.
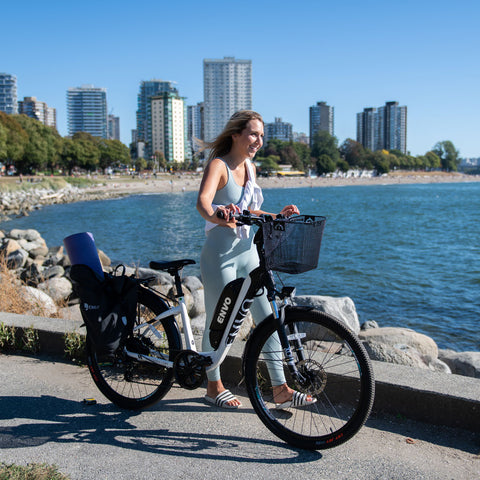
[216,209,281,226]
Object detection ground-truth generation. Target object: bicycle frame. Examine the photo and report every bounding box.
[124,265,270,374]
[124,213,306,382]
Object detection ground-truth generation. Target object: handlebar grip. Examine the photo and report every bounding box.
[216,209,233,220]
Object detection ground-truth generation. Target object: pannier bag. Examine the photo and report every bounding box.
[69,264,138,355]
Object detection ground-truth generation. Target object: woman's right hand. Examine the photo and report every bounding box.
[215,204,239,227]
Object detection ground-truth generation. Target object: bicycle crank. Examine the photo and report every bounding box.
[173,350,209,390]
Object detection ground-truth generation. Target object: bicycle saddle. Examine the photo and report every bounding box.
[149,259,196,272]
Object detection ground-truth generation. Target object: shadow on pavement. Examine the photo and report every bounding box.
[0,394,323,463]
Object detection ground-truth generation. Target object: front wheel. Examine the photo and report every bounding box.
[87,286,181,410]
[243,307,375,450]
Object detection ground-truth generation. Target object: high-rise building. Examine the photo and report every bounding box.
[151,92,188,164]
[187,102,204,159]
[356,101,407,154]
[203,57,252,142]
[309,101,334,147]
[0,73,18,114]
[136,80,178,159]
[356,107,377,152]
[18,96,57,128]
[377,101,407,153]
[107,114,120,140]
[66,85,107,138]
[264,117,293,144]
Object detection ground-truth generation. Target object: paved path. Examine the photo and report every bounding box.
[0,354,478,480]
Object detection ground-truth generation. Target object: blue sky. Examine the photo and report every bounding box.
[3,0,479,157]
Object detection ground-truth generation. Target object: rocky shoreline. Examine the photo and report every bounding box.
[0,182,126,222]
[1,227,478,379]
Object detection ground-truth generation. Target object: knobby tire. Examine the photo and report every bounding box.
[243,307,375,450]
[87,286,181,410]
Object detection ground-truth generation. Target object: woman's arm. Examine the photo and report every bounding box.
[196,158,238,227]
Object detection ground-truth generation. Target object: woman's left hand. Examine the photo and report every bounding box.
[279,205,300,217]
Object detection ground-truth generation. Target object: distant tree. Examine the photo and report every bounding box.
[0,122,7,160]
[371,151,390,174]
[0,112,28,165]
[60,138,80,175]
[339,138,367,168]
[280,145,302,170]
[291,141,311,169]
[71,132,100,171]
[311,131,340,166]
[432,141,460,171]
[316,154,336,175]
[263,139,283,157]
[153,151,167,171]
[135,157,147,171]
[336,159,350,173]
[423,151,441,170]
[97,139,130,171]
[14,115,61,174]
[259,155,280,174]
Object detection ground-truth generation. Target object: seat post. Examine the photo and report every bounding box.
[169,268,184,298]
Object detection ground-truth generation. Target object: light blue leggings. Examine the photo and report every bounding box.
[200,226,286,385]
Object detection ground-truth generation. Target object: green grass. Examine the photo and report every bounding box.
[0,462,71,480]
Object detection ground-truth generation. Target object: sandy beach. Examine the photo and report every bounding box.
[88,170,480,197]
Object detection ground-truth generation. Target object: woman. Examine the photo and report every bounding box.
[196,110,315,409]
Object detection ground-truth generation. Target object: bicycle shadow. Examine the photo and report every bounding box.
[0,394,322,463]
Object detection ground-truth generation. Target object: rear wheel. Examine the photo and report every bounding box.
[243,307,374,450]
[87,286,181,410]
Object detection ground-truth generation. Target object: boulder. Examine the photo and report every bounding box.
[358,327,449,371]
[46,246,64,265]
[2,238,22,255]
[8,228,41,241]
[20,286,57,316]
[439,350,480,378]
[98,249,111,267]
[358,327,438,358]
[38,277,73,302]
[42,265,65,280]
[6,249,29,269]
[136,267,173,287]
[183,275,203,292]
[293,295,360,334]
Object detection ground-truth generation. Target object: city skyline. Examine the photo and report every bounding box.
[2,0,479,158]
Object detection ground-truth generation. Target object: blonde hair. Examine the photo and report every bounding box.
[206,110,264,162]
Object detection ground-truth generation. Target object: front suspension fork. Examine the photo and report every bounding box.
[267,274,307,383]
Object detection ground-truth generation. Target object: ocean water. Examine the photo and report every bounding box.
[2,182,479,352]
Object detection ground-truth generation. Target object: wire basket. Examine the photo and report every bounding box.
[262,215,326,274]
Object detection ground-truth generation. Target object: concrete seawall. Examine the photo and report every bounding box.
[1,311,478,432]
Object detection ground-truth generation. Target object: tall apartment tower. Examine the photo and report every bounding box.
[67,85,107,138]
[203,57,252,142]
[264,117,293,144]
[107,114,120,140]
[356,101,407,154]
[0,73,18,114]
[18,96,57,128]
[136,80,178,159]
[309,101,334,147]
[187,102,204,158]
[151,92,188,164]
[356,107,377,151]
[377,101,407,153]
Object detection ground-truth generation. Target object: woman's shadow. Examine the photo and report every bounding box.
[0,393,322,463]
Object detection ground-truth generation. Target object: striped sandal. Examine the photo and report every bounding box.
[204,389,241,409]
[275,390,317,410]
